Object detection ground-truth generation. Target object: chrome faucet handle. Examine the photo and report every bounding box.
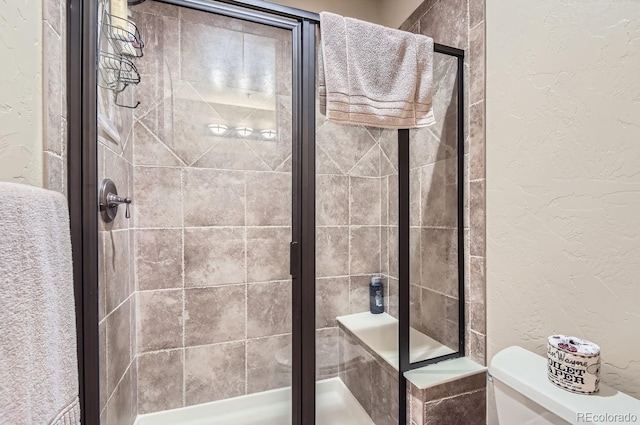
[106,193,132,218]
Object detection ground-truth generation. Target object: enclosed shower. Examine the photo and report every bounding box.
[76,0,470,424]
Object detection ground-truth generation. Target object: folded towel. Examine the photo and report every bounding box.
[0,183,80,425]
[318,11,435,129]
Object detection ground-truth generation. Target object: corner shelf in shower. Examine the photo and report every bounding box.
[98,11,145,108]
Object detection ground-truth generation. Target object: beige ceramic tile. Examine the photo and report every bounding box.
[106,299,132,395]
[420,228,458,297]
[184,342,246,405]
[132,10,180,78]
[316,328,340,379]
[409,284,421,331]
[192,138,272,171]
[470,0,485,29]
[408,127,440,169]
[247,281,291,338]
[185,285,246,345]
[316,121,376,174]
[379,130,398,170]
[133,122,182,167]
[350,145,380,177]
[43,152,63,193]
[388,226,398,279]
[134,166,183,228]
[421,158,458,228]
[371,366,399,425]
[137,350,184,414]
[183,168,245,227]
[99,320,108,411]
[339,332,374,415]
[420,288,447,345]
[350,177,381,226]
[470,24,486,105]
[106,365,136,425]
[419,0,468,49]
[137,289,183,352]
[43,24,62,156]
[316,144,344,175]
[246,171,291,226]
[246,227,291,282]
[317,175,349,226]
[469,101,485,180]
[184,227,245,287]
[470,180,485,257]
[423,389,486,425]
[136,229,183,291]
[246,334,291,393]
[350,226,380,275]
[469,256,486,304]
[316,277,350,328]
[388,175,398,226]
[410,227,421,285]
[387,277,399,319]
[467,330,486,366]
[104,230,131,315]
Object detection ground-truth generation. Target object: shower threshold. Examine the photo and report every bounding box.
[134,377,374,425]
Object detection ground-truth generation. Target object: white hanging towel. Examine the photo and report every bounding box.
[0,183,80,425]
[318,11,435,129]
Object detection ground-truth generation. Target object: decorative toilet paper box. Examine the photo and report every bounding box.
[547,335,601,394]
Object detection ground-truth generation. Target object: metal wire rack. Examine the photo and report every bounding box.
[98,10,144,108]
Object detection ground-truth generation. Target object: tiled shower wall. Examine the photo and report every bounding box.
[400,0,487,366]
[96,1,138,422]
[42,0,67,194]
[315,116,396,374]
[129,3,295,414]
[97,88,137,425]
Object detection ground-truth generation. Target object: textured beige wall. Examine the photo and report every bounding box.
[274,0,422,28]
[0,0,43,186]
[487,0,640,401]
[377,0,424,28]
[273,0,380,24]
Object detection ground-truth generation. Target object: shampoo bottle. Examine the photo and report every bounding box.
[369,276,384,314]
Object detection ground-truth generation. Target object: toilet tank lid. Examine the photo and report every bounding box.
[489,346,640,425]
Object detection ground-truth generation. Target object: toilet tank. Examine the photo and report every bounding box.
[489,346,640,425]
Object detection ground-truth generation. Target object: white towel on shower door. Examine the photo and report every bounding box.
[318,11,435,129]
[0,183,80,425]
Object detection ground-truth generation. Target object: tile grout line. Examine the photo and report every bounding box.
[244,172,249,396]
[181,167,186,408]
[347,174,352,311]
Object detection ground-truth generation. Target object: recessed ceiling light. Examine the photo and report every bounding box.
[207,124,228,135]
[235,126,253,137]
[260,129,277,140]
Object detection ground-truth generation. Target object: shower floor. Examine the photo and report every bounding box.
[134,377,374,425]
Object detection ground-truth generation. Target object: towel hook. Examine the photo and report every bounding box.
[99,178,132,223]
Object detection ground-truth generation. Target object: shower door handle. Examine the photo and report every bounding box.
[290,241,299,279]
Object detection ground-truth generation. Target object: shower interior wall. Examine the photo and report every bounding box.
[96,2,138,424]
[92,0,472,421]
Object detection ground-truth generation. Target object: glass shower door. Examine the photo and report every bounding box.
[97,1,296,423]
[314,95,400,423]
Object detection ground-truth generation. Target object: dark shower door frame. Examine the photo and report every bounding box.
[67,0,464,424]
